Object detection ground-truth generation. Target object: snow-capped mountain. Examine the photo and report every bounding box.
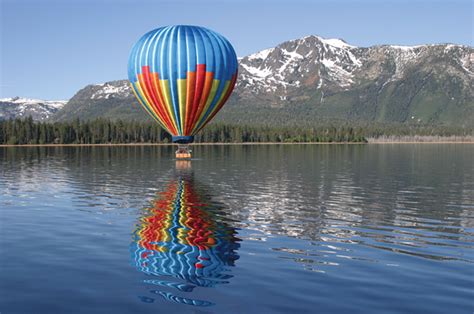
[0,97,67,121]
[48,35,474,125]
[237,35,473,106]
[52,80,134,121]
[239,36,361,95]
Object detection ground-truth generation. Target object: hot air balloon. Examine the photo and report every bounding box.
[128,25,238,159]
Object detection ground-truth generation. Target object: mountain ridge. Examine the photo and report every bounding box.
[4,34,473,125]
[0,97,67,121]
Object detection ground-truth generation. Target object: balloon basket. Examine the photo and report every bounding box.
[175,145,192,160]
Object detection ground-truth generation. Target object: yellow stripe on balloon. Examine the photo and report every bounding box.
[177,79,187,135]
[131,83,163,128]
[208,80,230,118]
[159,79,180,135]
[134,82,156,117]
[136,76,172,132]
[151,73,176,135]
[192,79,220,134]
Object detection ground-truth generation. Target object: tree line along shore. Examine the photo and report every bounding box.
[0,117,472,145]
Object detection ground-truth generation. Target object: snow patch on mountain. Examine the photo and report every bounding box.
[91,82,130,99]
[247,48,274,61]
[460,53,474,76]
[279,49,304,74]
[321,59,354,87]
[0,97,66,108]
[240,63,272,78]
[390,45,423,51]
[319,37,356,49]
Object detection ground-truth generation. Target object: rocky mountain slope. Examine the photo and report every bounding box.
[0,97,67,121]
[232,36,473,125]
[51,35,474,126]
[51,81,138,121]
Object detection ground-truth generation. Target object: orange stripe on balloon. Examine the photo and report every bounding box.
[190,71,214,134]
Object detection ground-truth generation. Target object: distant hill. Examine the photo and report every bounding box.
[45,35,474,126]
[0,97,66,121]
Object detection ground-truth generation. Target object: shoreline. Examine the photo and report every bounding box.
[0,142,365,147]
[0,141,473,147]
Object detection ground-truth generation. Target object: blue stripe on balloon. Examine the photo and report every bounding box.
[177,27,187,79]
[138,32,152,74]
[218,33,236,81]
[168,27,181,133]
[199,28,215,74]
[185,27,196,73]
[209,32,223,80]
[192,27,205,66]
[150,27,165,75]
[159,26,172,80]
[128,30,151,82]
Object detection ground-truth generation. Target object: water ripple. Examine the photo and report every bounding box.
[1,145,473,313]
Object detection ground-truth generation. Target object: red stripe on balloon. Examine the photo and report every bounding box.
[137,74,170,131]
[186,64,206,134]
[141,67,166,120]
[190,70,214,133]
[141,66,176,134]
[136,74,166,123]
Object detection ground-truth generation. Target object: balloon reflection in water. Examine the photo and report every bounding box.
[131,173,240,306]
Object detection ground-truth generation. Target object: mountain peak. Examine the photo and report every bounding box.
[300,35,356,49]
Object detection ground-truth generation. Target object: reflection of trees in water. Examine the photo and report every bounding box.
[216,145,474,267]
[0,146,178,211]
[131,172,240,306]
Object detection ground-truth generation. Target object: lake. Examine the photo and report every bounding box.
[1,144,473,313]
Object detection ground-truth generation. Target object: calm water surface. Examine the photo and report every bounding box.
[1,144,473,313]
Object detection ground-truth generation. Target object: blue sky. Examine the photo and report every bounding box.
[1,0,472,100]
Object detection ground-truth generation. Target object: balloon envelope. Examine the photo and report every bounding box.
[128,25,238,143]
